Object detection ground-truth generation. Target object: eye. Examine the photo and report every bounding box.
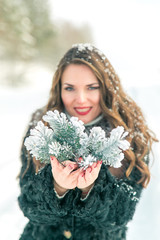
[88,86,100,90]
[64,87,74,91]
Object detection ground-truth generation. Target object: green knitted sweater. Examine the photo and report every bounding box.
[18,109,144,240]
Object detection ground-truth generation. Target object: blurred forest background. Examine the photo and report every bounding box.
[0,0,93,87]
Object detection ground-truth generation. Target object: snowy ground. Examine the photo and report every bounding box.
[0,78,160,240]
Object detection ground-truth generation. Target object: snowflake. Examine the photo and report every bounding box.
[72,43,94,52]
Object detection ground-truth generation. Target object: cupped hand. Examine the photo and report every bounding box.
[77,161,102,192]
[50,156,82,195]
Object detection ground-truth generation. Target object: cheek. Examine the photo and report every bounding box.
[92,93,101,106]
[61,92,73,108]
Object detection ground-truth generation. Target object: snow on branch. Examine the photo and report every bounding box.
[24,110,130,169]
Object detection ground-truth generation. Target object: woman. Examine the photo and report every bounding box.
[18,43,157,240]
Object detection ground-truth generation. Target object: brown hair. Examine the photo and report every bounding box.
[30,44,158,187]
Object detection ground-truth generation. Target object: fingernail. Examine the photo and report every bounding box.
[68,165,73,170]
[89,167,92,173]
[100,160,103,164]
[81,172,85,177]
[94,163,98,168]
[78,157,83,162]
[50,156,55,161]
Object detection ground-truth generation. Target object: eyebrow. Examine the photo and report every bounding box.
[63,83,99,86]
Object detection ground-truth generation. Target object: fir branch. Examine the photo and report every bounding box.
[49,141,74,162]
[24,121,53,163]
[24,110,130,169]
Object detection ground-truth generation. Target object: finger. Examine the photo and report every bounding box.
[90,160,102,171]
[84,167,94,183]
[66,162,79,170]
[96,160,103,171]
[84,161,102,181]
[91,162,98,168]
[50,156,63,172]
[63,163,78,175]
[70,168,82,179]
[77,171,87,187]
[88,161,102,179]
[50,156,58,168]
[67,168,82,186]
[62,160,78,166]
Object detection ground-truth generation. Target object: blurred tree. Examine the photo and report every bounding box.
[0,0,93,86]
[50,21,93,68]
[0,0,55,61]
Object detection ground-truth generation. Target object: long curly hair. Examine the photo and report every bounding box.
[35,43,157,188]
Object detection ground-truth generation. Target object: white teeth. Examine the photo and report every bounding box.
[76,108,90,112]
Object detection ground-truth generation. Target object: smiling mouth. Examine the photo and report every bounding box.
[74,107,92,115]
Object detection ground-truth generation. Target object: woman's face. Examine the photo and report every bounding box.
[61,64,101,124]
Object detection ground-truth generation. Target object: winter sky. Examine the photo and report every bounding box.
[50,0,160,88]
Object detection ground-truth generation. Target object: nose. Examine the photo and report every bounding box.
[76,91,87,104]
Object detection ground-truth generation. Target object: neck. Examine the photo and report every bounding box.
[64,110,103,126]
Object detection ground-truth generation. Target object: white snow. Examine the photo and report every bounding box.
[0,66,52,240]
[0,69,160,240]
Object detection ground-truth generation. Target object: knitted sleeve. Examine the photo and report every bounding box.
[18,111,75,225]
[72,164,143,230]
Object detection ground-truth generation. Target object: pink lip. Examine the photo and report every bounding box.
[74,107,92,116]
